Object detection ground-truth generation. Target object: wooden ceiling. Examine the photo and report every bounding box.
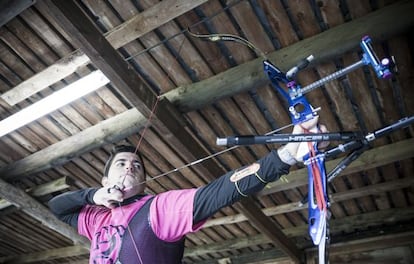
[0,0,413,263]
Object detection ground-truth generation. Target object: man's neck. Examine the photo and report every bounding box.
[117,193,147,206]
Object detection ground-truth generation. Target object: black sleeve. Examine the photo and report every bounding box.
[193,150,290,224]
[48,188,98,228]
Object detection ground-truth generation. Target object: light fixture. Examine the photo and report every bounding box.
[0,70,110,138]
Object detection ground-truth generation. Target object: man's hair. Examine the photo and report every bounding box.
[103,145,146,177]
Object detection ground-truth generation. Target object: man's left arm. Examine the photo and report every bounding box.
[193,148,290,224]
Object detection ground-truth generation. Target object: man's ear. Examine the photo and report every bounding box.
[101,176,109,186]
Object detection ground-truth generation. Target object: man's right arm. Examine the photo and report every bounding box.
[48,188,98,228]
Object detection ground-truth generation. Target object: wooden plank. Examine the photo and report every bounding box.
[0,108,146,180]
[0,50,89,105]
[0,176,73,210]
[105,0,208,50]
[0,177,89,247]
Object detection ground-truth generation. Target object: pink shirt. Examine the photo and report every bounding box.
[78,189,205,263]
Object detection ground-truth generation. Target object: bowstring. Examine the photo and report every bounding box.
[122,96,160,263]
[118,27,188,263]
[117,20,284,263]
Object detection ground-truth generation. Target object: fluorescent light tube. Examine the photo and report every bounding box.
[0,70,109,138]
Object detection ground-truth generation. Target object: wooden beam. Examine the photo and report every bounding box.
[105,0,208,49]
[305,231,414,264]
[26,176,74,196]
[0,177,89,248]
[163,0,414,112]
[0,176,73,210]
[285,207,414,238]
[0,50,89,106]
[0,108,146,180]
[0,0,35,27]
[44,0,158,117]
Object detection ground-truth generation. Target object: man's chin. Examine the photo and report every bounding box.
[121,185,143,198]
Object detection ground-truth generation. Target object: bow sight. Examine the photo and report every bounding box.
[263,35,392,126]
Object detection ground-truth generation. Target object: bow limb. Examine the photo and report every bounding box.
[301,135,329,264]
[187,28,267,58]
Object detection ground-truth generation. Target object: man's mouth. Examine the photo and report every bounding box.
[123,173,137,179]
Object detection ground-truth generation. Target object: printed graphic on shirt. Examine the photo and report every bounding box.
[230,163,260,182]
[91,224,126,264]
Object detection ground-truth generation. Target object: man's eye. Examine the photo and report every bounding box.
[133,163,141,169]
[116,162,125,167]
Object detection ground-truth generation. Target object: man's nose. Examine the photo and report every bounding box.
[124,162,135,172]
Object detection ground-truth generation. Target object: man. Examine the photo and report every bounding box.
[48,118,323,263]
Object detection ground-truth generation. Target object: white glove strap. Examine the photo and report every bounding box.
[277,146,297,165]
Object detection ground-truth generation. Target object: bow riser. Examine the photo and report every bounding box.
[264,60,317,125]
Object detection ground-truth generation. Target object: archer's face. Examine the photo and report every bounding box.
[103,152,146,197]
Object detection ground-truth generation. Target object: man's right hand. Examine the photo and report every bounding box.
[93,186,124,208]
